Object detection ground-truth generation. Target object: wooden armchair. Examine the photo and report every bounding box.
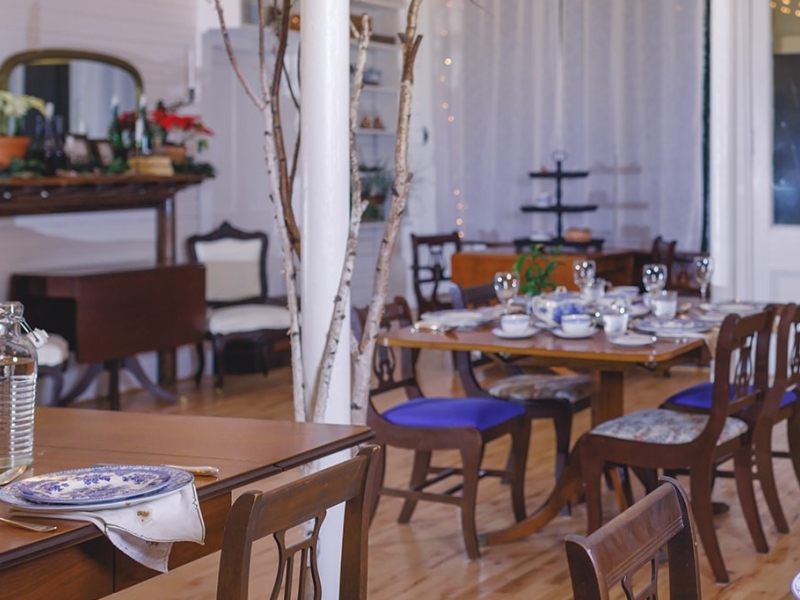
[650,235,677,287]
[579,308,775,583]
[186,221,290,390]
[410,231,462,314]
[216,445,380,600]
[351,296,530,559]
[565,477,701,600]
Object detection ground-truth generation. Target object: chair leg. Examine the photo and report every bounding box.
[734,445,770,551]
[786,413,800,491]
[689,465,730,584]
[212,338,226,391]
[754,425,789,534]
[194,342,205,387]
[509,419,530,522]
[398,451,432,524]
[457,440,483,560]
[579,444,605,534]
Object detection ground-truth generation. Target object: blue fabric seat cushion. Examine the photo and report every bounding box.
[382,397,526,430]
[664,382,798,410]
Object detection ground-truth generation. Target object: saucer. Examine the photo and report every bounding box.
[552,327,597,339]
[608,334,657,347]
[492,327,539,339]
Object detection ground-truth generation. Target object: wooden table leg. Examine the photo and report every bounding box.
[156,197,177,386]
[481,369,626,546]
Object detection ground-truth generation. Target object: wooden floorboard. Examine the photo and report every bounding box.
[93,350,800,599]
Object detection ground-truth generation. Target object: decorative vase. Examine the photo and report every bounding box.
[162,144,187,165]
[0,136,31,169]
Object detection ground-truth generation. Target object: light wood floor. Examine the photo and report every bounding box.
[94,351,800,599]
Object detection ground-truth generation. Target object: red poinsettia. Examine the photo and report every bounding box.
[151,108,213,137]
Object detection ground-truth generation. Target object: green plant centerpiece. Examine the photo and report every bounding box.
[513,243,559,296]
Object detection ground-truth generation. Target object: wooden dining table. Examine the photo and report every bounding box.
[0,407,374,599]
[378,323,705,546]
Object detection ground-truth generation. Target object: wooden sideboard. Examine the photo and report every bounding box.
[0,174,206,384]
[451,247,635,290]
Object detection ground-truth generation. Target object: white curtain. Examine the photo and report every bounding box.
[428,0,705,252]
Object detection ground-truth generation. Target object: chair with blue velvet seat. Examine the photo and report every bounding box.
[351,296,530,559]
[579,308,775,584]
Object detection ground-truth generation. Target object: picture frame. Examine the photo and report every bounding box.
[89,139,115,167]
[64,134,94,166]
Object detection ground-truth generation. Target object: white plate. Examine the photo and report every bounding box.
[625,304,649,318]
[17,465,173,505]
[699,301,765,315]
[633,317,714,334]
[551,327,597,339]
[420,307,501,327]
[0,466,193,512]
[491,327,539,339]
[792,572,800,599]
[608,334,657,347]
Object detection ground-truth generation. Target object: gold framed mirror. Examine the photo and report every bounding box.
[0,48,143,138]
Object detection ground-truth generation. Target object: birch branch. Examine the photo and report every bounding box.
[351,0,425,426]
[214,0,307,422]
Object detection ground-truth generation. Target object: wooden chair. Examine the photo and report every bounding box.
[579,308,775,583]
[663,303,800,538]
[351,296,530,559]
[565,476,701,600]
[449,282,592,498]
[216,445,380,600]
[410,231,462,314]
[186,221,290,390]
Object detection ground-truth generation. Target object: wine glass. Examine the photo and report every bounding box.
[694,256,714,301]
[573,259,596,294]
[493,271,520,313]
[642,263,668,294]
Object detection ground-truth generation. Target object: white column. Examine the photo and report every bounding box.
[300,0,351,597]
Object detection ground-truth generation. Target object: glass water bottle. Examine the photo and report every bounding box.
[0,302,37,469]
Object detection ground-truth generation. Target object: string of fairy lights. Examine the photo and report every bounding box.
[771,0,800,17]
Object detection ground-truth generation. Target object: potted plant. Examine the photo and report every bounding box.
[513,243,559,296]
[118,103,213,164]
[359,163,393,220]
[0,90,47,169]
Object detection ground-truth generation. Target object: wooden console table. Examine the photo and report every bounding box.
[10,263,206,409]
[0,174,206,383]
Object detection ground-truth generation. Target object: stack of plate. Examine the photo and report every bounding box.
[633,316,714,337]
[0,465,193,512]
[419,307,502,329]
[698,300,766,323]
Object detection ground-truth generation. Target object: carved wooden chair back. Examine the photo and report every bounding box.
[216,445,380,600]
[411,231,462,314]
[650,235,677,285]
[186,220,268,307]
[565,477,701,600]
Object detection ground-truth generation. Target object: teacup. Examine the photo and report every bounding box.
[610,285,640,299]
[500,314,531,335]
[561,314,593,335]
[651,290,678,319]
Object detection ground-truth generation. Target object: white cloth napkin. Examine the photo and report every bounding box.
[10,484,205,573]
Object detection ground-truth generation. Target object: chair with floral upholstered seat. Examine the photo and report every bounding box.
[578,307,776,584]
[449,282,592,497]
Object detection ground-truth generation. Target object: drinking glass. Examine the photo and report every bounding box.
[573,259,596,293]
[642,263,668,294]
[493,271,520,313]
[694,256,714,301]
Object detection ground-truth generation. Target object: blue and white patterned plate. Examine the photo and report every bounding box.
[15,465,175,505]
[0,466,193,511]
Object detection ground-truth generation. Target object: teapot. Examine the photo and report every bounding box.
[530,286,587,327]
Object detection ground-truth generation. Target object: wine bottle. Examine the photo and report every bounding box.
[134,94,151,156]
[108,95,125,160]
[42,103,66,176]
